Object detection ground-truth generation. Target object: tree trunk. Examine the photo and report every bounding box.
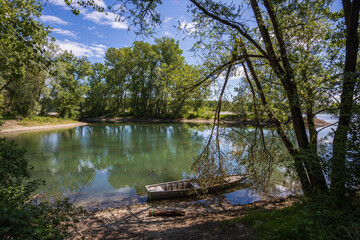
[331,0,360,201]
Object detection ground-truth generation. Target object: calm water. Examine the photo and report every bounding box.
[4,123,307,208]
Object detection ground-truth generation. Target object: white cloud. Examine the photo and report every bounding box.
[96,32,104,38]
[40,15,69,25]
[164,31,174,37]
[93,0,107,9]
[179,20,197,33]
[163,17,173,24]
[52,28,77,38]
[43,0,126,30]
[87,26,96,30]
[84,11,128,29]
[54,39,107,58]
[44,0,68,8]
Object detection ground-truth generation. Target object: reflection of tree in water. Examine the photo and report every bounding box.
[8,128,96,197]
[102,124,206,194]
[193,125,301,198]
[8,124,207,199]
[226,126,301,197]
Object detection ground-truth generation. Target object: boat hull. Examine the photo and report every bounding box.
[145,174,247,201]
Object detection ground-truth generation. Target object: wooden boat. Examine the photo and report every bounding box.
[145,174,248,201]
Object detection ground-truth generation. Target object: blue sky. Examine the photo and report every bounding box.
[38,0,343,101]
[39,0,238,100]
[39,0,343,64]
[40,0,198,64]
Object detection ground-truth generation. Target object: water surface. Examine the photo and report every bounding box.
[5,123,304,208]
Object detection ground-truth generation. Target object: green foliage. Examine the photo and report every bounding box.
[0,0,50,118]
[185,106,213,119]
[0,0,49,91]
[0,94,4,126]
[346,105,360,194]
[0,138,85,239]
[51,51,92,119]
[7,67,48,117]
[83,37,208,118]
[240,198,360,240]
[84,63,109,117]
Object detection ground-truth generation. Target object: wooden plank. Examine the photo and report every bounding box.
[149,209,186,217]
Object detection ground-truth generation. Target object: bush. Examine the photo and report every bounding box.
[0,138,85,239]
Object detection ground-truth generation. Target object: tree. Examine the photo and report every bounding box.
[51,51,92,119]
[105,47,131,113]
[100,38,205,117]
[0,138,85,239]
[85,63,109,116]
[0,0,49,92]
[6,65,47,117]
[0,0,50,118]
[331,0,360,200]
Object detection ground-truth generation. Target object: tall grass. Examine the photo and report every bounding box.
[19,116,78,126]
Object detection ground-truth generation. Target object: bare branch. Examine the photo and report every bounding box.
[316,121,338,133]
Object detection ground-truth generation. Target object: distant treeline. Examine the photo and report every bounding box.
[1,37,221,119]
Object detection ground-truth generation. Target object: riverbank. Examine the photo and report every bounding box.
[81,116,330,127]
[0,120,88,134]
[0,116,330,134]
[73,195,298,240]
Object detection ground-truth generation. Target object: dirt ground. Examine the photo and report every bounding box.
[0,120,88,134]
[74,196,298,240]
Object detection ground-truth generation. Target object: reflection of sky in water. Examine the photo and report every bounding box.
[225,189,260,204]
[4,117,336,208]
[316,114,338,144]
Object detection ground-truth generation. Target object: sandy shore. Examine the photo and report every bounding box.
[0,120,88,134]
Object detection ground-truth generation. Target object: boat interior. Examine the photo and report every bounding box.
[161,181,194,191]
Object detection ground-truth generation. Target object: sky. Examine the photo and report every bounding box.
[38,0,343,101]
[39,0,239,100]
[40,0,198,64]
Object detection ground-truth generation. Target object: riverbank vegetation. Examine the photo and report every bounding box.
[238,196,360,240]
[1,0,360,239]
[18,116,78,126]
[0,138,85,239]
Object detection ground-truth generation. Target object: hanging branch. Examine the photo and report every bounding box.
[242,61,273,180]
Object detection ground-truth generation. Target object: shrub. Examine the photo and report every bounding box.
[0,138,85,239]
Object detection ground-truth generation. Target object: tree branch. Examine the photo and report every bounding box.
[189,0,267,56]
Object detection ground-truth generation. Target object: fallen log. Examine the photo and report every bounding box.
[149,209,185,217]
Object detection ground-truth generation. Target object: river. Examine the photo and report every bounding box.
[4,116,336,209]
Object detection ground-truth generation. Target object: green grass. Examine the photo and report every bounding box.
[19,116,78,126]
[237,199,360,240]
[219,114,240,120]
[184,111,213,119]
